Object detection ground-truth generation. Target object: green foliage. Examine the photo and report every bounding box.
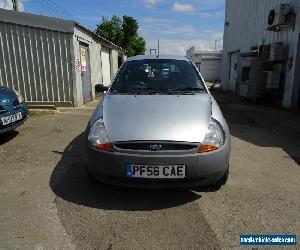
[95,15,146,56]
[122,16,138,50]
[127,36,146,56]
[95,16,123,46]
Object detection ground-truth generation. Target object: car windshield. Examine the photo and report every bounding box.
[109,59,206,95]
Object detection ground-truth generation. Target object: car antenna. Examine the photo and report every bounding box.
[157,36,160,59]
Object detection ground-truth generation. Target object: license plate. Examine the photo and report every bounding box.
[1,112,22,126]
[125,164,186,179]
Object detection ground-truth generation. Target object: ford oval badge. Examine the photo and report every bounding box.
[149,144,162,151]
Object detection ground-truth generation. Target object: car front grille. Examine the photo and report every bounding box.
[114,142,198,151]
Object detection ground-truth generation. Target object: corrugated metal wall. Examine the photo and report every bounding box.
[224,0,300,53]
[0,22,73,105]
[222,0,300,107]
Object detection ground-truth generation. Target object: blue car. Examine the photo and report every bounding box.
[0,86,28,134]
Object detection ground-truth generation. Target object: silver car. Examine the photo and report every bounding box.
[85,55,231,188]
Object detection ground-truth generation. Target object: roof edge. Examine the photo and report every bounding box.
[0,8,127,53]
[74,22,127,53]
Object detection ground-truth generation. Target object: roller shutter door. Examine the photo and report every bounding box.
[200,59,221,82]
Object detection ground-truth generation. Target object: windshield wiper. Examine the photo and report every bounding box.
[130,85,169,94]
[171,87,206,92]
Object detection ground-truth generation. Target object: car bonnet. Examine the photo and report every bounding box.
[102,94,212,143]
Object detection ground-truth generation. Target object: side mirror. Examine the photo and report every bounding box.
[208,82,222,91]
[95,84,108,93]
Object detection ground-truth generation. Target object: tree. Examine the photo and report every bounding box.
[95,15,146,57]
[122,16,138,50]
[127,36,146,56]
[95,16,123,46]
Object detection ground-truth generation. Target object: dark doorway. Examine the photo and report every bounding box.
[79,42,92,104]
[118,55,123,68]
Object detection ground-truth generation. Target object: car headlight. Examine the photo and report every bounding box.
[198,118,225,153]
[14,90,24,103]
[88,118,113,151]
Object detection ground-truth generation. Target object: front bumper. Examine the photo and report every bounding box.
[85,138,230,188]
[0,104,28,134]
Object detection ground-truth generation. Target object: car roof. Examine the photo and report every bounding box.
[126,55,190,62]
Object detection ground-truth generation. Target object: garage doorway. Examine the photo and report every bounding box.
[79,42,92,104]
[118,55,123,68]
[101,48,111,86]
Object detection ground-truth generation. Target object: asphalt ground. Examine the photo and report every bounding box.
[0,92,299,250]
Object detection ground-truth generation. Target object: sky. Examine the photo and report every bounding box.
[0,0,225,55]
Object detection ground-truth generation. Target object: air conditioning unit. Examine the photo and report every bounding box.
[268,4,292,29]
[237,57,262,99]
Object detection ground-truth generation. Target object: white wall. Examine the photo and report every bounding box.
[73,26,103,106]
[186,46,195,61]
[101,49,111,86]
[186,48,222,81]
[110,49,119,80]
[200,59,222,81]
[222,0,300,107]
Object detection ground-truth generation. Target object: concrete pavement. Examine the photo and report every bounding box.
[0,94,299,250]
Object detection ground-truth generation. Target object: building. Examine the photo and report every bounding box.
[0,9,127,107]
[222,0,300,108]
[186,47,222,82]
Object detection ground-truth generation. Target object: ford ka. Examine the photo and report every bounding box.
[85,55,231,188]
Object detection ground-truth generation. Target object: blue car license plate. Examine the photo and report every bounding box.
[125,164,186,179]
[1,112,22,125]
